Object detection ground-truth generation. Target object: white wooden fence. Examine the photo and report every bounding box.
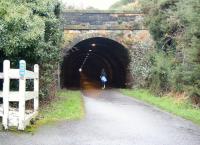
[0,60,39,130]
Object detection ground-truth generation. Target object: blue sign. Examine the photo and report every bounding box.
[19,60,26,77]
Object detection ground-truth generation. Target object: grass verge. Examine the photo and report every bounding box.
[26,90,85,132]
[121,89,200,125]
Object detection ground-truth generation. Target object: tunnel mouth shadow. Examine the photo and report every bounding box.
[61,37,131,90]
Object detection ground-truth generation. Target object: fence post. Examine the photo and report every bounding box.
[18,60,26,130]
[3,60,10,129]
[34,64,39,113]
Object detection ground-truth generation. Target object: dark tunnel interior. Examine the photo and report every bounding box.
[61,37,131,89]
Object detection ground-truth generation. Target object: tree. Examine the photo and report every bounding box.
[0,0,63,101]
[109,0,139,11]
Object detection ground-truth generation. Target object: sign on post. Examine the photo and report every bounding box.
[19,60,26,78]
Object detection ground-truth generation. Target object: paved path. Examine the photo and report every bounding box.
[1,90,200,145]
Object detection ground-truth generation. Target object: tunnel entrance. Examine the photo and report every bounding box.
[61,37,130,89]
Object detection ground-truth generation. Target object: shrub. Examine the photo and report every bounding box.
[141,0,200,102]
[147,52,173,95]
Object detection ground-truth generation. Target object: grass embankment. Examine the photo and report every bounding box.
[27,90,84,132]
[121,89,200,125]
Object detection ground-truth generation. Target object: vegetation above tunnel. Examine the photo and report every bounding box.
[109,0,141,12]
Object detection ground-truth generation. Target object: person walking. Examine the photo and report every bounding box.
[100,69,107,89]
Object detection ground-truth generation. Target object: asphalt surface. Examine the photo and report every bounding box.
[0,90,200,145]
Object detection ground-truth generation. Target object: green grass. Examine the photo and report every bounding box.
[26,90,85,132]
[121,89,200,125]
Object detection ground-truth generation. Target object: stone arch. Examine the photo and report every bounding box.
[63,30,131,54]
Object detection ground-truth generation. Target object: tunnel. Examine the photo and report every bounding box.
[61,37,131,89]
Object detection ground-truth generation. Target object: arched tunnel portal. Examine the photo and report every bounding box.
[61,37,131,89]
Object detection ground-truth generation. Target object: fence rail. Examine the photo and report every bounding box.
[0,60,39,130]
[0,73,3,79]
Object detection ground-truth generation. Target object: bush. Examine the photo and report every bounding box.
[147,52,172,95]
[141,0,200,102]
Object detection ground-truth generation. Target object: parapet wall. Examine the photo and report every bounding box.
[62,12,145,30]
